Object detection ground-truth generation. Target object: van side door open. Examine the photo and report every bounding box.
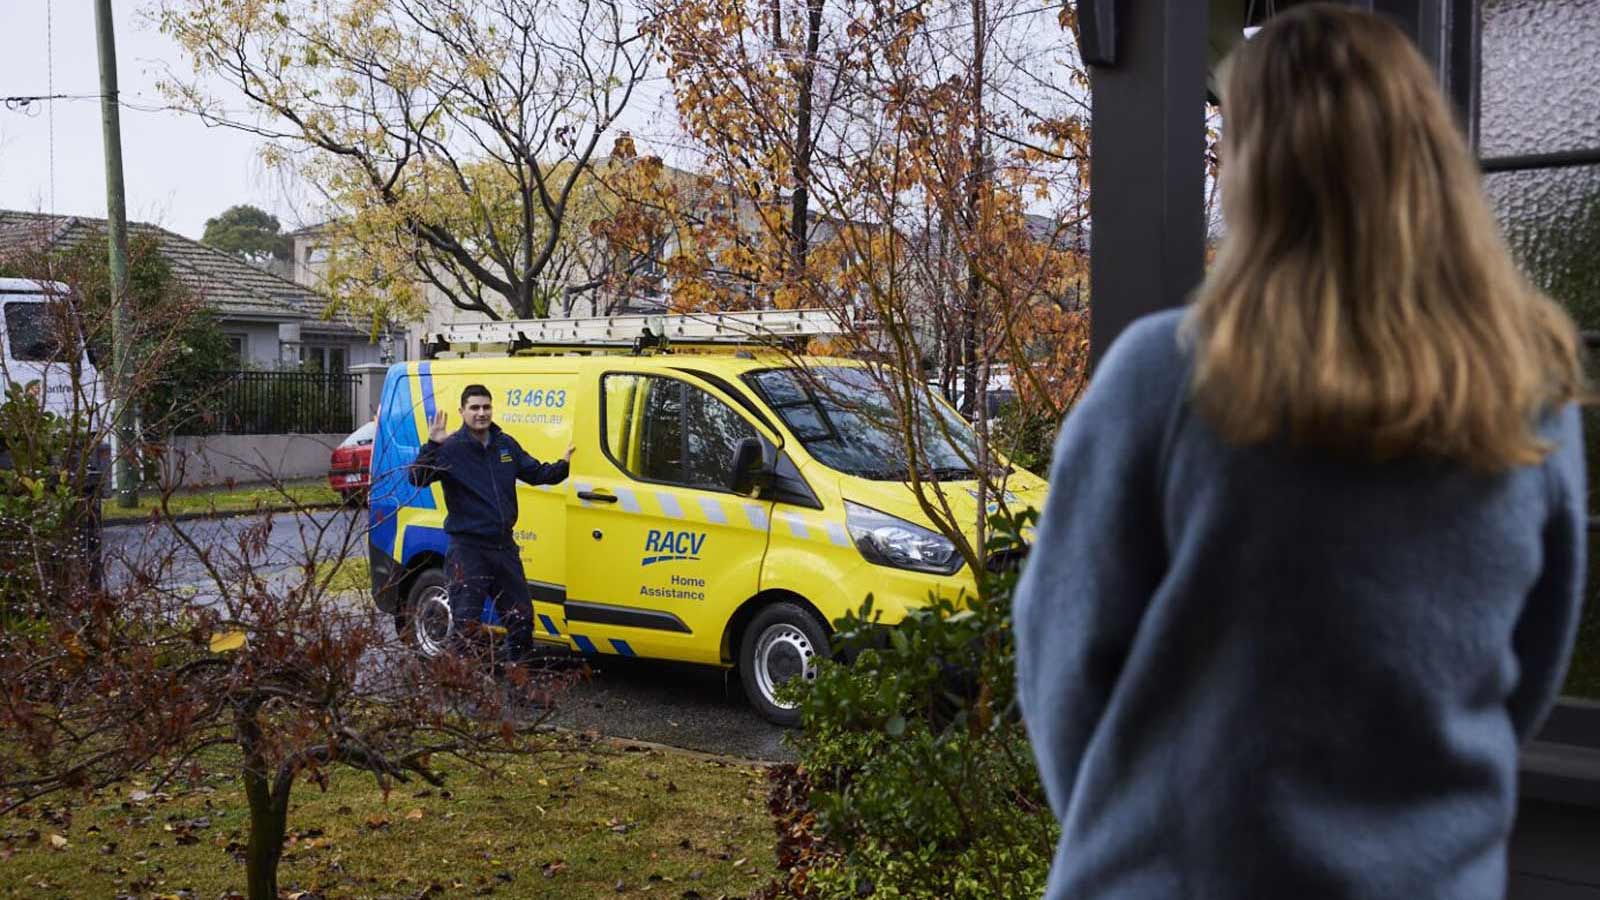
[562,371,777,663]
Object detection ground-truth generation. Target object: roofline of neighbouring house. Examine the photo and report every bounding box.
[0,209,377,336]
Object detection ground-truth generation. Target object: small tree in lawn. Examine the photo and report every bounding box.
[0,471,578,898]
[0,248,578,896]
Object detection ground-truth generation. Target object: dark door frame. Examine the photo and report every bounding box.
[1079,0,1478,364]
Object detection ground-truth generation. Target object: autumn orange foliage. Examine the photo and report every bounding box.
[615,0,1095,424]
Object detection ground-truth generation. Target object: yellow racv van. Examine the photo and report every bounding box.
[367,313,1048,724]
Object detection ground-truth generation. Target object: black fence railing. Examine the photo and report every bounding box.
[175,370,360,436]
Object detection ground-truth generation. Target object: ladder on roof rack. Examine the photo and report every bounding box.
[426,308,851,357]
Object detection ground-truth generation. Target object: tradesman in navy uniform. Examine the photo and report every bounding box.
[410,383,573,662]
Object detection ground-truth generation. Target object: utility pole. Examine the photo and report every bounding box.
[94,0,138,507]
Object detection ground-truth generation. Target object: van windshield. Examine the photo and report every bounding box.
[3,302,68,363]
[743,366,980,481]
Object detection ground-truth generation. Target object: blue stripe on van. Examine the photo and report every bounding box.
[572,634,599,654]
[369,364,437,558]
[609,639,637,657]
[401,523,448,563]
[419,361,437,422]
[539,614,561,637]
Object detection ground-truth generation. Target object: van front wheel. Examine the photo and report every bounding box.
[739,603,829,727]
[399,568,453,658]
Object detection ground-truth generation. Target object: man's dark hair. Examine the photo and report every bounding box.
[460,384,492,407]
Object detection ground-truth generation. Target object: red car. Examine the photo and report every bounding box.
[329,420,376,503]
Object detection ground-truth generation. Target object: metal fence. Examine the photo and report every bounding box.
[176,370,360,436]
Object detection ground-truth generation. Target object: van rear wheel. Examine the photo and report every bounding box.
[399,568,453,657]
[739,602,829,727]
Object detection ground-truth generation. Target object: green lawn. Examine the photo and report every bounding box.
[102,478,344,522]
[315,555,372,595]
[0,735,776,898]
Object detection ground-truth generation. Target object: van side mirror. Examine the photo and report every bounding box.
[729,437,768,495]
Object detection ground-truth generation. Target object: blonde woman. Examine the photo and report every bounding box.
[1014,5,1587,898]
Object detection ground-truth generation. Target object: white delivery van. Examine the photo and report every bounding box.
[0,278,104,419]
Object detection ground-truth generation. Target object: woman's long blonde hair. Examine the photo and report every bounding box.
[1190,3,1584,472]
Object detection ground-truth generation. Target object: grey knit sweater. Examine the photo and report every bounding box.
[1014,309,1586,899]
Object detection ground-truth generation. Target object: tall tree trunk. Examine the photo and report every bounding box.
[963,0,992,569]
[516,279,534,320]
[960,0,988,419]
[789,0,825,281]
[936,221,959,403]
[961,304,979,417]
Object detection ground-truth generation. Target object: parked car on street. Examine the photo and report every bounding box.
[329,420,375,503]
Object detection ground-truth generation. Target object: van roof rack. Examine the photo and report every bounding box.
[425,308,852,358]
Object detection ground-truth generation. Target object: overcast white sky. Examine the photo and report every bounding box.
[0,2,308,238]
[0,1,1080,243]
[0,2,684,241]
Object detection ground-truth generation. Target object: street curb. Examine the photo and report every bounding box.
[101,502,352,529]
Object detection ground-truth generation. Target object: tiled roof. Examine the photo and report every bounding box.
[0,211,362,335]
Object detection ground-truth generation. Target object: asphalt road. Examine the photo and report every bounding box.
[101,508,793,762]
[103,507,359,589]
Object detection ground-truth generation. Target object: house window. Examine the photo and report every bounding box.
[1478,0,1600,701]
[299,344,347,373]
[225,334,247,367]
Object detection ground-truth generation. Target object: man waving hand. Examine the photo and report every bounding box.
[410,384,574,663]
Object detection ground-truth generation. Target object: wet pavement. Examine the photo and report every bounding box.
[540,653,793,762]
[102,507,358,590]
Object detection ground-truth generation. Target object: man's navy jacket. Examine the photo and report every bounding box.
[409,423,569,546]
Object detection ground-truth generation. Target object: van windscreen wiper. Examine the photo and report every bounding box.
[923,466,977,481]
[853,466,910,481]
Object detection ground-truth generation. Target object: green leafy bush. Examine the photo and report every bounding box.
[993,398,1057,474]
[0,383,96,625]
[762,511,1058,899]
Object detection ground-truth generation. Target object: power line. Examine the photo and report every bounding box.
[47,0,56,215]
[0,94,99,108]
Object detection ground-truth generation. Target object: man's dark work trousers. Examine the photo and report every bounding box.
[446,540,533,660]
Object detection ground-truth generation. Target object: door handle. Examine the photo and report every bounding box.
[577,490,618,503]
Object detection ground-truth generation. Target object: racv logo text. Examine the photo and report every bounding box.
[642,529,706,566]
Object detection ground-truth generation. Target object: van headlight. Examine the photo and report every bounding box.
[845,501,964,575]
